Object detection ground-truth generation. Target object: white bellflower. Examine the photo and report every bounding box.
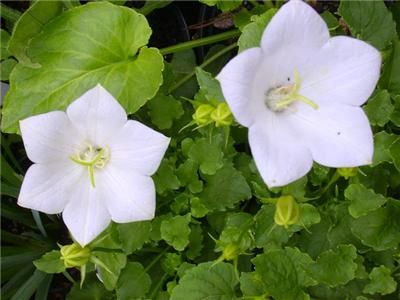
[18,85,170,246]
[217,0,381,187]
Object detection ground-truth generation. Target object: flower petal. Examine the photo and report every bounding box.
[18,162,84,214]
[20,111,81,164]
[248,117,313,187]
[301,36,381,106]
[66,84,127,147]
[261,0,329,53]
[108,120,170,176]
[99,164,156,223]
[62,175,111,246]
[217,48,263,127]
[292,104,373,167]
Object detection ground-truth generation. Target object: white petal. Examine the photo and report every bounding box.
[66,84,127,147]
[99,164,156,223]
[301,36,381,106]
[20,111,81,164]
[62,175,111,246]
[18,162,84,214]
[261,0,329,53]
[217,48,263,127]
[248,117,313,187]
[292,104,373,167]
[108,120,170,176]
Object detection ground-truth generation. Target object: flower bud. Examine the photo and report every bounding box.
[222,243,240,261]
[60,243,90,268]
[210,103,233,127]
[337,167,357,179]
[193,104,215,126]
[274,195,300,228]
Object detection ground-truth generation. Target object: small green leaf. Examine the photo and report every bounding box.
[33,250,65,274]
[390,95,400,126]
[171,262,238,300]
[238,8,277,52]
[186,224,204,260]
[372,131,400,166]
[307,245,358,287]
[176,160,203,194]
[7,0,64,66]
[190,197,209,218]
[161,214,191,251]
[0,58,17,81]
[195,67,225,102]
[200,164,251,211]
[351,200,400,251]
[364,90,394,127]
[1,29,11,59]
[338,0,396,49]
[345,184,387,218]
[200,0,242,12]
[380,39,400,95]
[188,138,224,175]
[2,2,163,133]
[363,265,397,295]
[116,221,152,254]
[116,262,152,300]
[389,137,400,171]
[147,94,184,130]
[154,159,181,194]
[67,272,112,300]
[252,250,309,300]
[240,272,265,297]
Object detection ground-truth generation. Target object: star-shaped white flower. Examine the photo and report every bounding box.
[217,0,381,187]
[18,85,170,246]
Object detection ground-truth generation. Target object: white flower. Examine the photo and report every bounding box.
[18,85,170,246]
[217,0,381,187]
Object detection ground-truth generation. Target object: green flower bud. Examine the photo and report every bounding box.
[210,103,233,127]
[337,167,358,179]
[193,104,214,126]
[60,243,90,268]
[222,243,240,261]
[274,195,300,228]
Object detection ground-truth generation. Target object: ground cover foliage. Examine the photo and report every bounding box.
[1,0,400,299]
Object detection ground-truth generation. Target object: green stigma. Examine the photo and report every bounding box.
[265,70,318,112]
[70,144,109,188]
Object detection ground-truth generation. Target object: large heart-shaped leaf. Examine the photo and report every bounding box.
[1,2,163,133]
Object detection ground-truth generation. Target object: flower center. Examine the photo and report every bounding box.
[70,144,110,188]
[264,70,318,112]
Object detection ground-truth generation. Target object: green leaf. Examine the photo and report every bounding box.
[187,224,204,260]
[190,197,209,218]
[188,138,224,175]
[351,200,400,251]
[136,0,172,15]
[296,204,321,228]
[307,245,358,287]
[380,39,400,95]
[240,272,265,297]
[389,137,400,171]
[363,265,397,295]
[1,2,163,133]
[7,0,64,66]
[116,262,152,299]
[390,95,400,126]
[10,270,49,300]
[200,0,242,12]
[153,159,181,194]
[33,250,65,274]
[161,214,191,251]
[147,94,184,130]
[252,250,309,300]
[195,67,225,102]
[372,131,400,166]
[176,159,203,194]
[1,29,11,59]
[116,221,152,254]
[67,272,113,300]
[338,0,396,50]
[0,58,17,81]
[200,164,251,211]
[364,90,394,127]
[345,184,387,218]
[238,8,277,52]
[282,247,316,287]
[171,262,238,300]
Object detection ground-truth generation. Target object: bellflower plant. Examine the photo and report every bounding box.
[217,0,381,187]
[17,85,170,246]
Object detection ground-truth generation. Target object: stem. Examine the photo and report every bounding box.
[63,271,76,284]
[0,3,21,25]
[168,43,237,93]
[159,29,240,56]
[144,246,170,273]
[148,272,169,299]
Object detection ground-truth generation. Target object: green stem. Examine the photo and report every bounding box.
[148,272,169,299]
[159,29,240,56]
[63,271,76,284]
[0,3,21,25]
[144,246,170,273]
[168,43,237,93]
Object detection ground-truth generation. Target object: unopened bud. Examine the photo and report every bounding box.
[193,104,215,126]
[60,243,90,268]
[337,167,357,179]
[210,103,233,127]
[222,243,240,261]
[274,196,300,228]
